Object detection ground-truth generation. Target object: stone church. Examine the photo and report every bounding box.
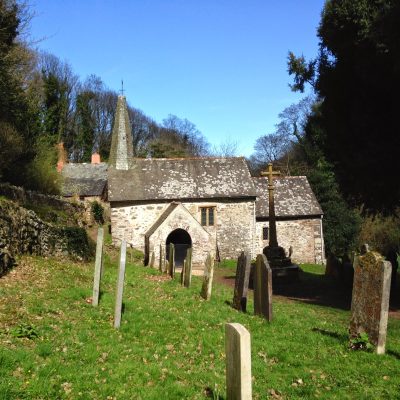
[104,96,325,269]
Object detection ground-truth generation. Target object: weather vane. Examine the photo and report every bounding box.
[120,79,124,96]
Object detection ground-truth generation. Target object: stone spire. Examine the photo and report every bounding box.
[109,95,134,170]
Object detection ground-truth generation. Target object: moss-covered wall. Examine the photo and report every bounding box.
[0,199,93,276]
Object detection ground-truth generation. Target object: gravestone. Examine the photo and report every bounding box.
[149,251,155,268]
[349,249,392,354]
[232,252,251,312]
[168,243,175,278]
[225,323,252,400]
[181,258,186,285]
[254,254,273,322]
[114,240,127,329]
[159,245,165,273]
[184,247,193,288]
[200,253,215,300]
[92,227,104,307]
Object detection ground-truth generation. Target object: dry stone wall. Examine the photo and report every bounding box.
[0,183,84,221]
[0,199,92,276]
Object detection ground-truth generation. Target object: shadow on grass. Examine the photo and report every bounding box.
[387,350,400,360]
[311,327,348,342]
[270,269,353,311]
[216,265,400,314]
[204,386,224,399]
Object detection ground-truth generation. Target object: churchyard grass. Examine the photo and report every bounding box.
[1,255,400,399]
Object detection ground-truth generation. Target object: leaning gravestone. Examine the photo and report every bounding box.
[168,243,175,278]
[92,227,104,307]
[184,247,193,288]
[225,323,252,400]
[350,249,392,354]
[232,252,251,312]
[200,253,215,300]
[254,254,273,322]
[114,240,127,329]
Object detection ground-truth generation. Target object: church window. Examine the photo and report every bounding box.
[200,207,215,226]
[263,227,269,240]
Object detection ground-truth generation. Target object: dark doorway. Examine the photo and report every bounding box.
[166,229,192,267]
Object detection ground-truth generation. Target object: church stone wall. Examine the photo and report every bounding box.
[148,206,213,269]
[110,199,256,263]
[213,200,256,260]
[255,218,325,264]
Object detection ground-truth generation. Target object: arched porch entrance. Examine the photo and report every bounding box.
[166,229,192,267]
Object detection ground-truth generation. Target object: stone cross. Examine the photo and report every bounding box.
[92,227,104,307]
[350,250,392,354]
[114,240,127,329]
[168,243,175,278]
[254,254,273,322]
[184,247,193,288]
[225,323,252,400]
[232,252,251,312]
[261,163,280,248]
[200,253,215,300]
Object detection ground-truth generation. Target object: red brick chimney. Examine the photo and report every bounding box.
[91,152,101,164]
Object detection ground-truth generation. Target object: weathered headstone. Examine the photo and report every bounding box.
[225,323,252,400]
[149,250,155,268]
[168,243,175,278]
[184,247,193,288]
[181,258,186,285]
[232,252,251,312]
[200,253,215,300]
[254,254,273,322]
[92,227,104,307]
[350,250,392,354]
[159,244,165,273]
[114,240,127,329]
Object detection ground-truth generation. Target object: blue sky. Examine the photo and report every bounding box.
[29,0,325,156]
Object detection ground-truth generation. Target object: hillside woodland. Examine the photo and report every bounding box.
[0,0,399,263]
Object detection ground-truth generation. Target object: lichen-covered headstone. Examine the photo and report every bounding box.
[350,250,392,354]
[232,252,251,312]
[92,227,104,307]
[184,248,193,288]
[254,254,272,322]
[200,253,215,300]
[225,323,252,400]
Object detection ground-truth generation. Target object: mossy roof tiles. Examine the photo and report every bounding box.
[253,176,323,218]
[108,157,256,202]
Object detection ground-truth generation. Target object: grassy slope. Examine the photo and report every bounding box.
[0,254,400,400]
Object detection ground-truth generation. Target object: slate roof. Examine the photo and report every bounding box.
[61,163,108,197]
[253,176,323,218]
[108,157,257,202]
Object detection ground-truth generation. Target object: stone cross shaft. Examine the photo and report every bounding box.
[261,163,280,248]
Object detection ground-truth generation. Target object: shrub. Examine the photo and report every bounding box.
[91,201,104,224]
[358,210,400,257]
[26,139,61,195]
